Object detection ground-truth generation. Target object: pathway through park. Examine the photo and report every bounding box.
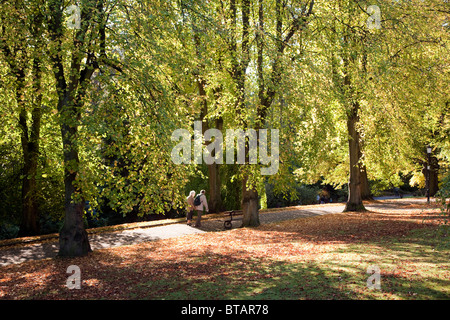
[0,198,430,267]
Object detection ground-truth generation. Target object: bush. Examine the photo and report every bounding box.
[0,223,19,240]
[0,145,22,229]
[265,183,320,208]
[220,164,242,211]
[39,214,63,235]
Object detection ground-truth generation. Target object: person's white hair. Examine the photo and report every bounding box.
[188,190,196,198]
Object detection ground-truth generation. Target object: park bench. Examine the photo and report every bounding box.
[223,210,243,229]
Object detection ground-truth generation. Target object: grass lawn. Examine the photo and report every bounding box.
[0,204,449,300]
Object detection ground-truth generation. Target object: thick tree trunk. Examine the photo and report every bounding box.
[2,6,46,237]
[59,199,91,257]
[240,0,265,228]
[360,164,372,200]
[193,29,223,213]
[241,177,260,227]
[344,103,366,212]
[207,118,224,213]
[200,87,223,213]
[55,86,92,256]
[196,85,223,214]
[241,127,261,227]
[59,207,91,257]
[58,123,91,257]
[341,42,366,213]
[240,0,257,227]
[422,155,440,198]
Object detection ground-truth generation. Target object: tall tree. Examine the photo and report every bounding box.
[0,0,46,235]
[47,0,110,256]
[313,0,369,211]
[223,0,315,226]
[191,14,224,213]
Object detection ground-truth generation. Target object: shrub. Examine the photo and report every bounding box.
[265,183,320,208]
[0,223,19,240]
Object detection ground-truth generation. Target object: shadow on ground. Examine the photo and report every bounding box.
[1,231,448,300]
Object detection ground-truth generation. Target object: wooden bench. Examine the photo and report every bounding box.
[223,210,243,229]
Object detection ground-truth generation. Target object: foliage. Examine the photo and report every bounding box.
[0,223,19,240]
[265,183,320,208]
[290,0,449,193]
[0,143,22,227]
[220,164,243,211]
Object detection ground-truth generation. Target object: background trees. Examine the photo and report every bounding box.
[292,0,449,208]
[0,0,48,236]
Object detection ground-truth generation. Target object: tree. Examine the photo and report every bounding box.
[0,0,46,235]
[362,0,449,197]
[46,0,113,256]
[302,0,371,212]
[292,0,448,209]
[220,0,315,226]
[190,8,224,213]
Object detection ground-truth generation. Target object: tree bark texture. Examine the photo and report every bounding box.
[344,102,366,212]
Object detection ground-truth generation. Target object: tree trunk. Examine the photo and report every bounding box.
[360,164,372,200]
[240,0,264,228]
[59,203,91,257]
[18,147,40,237]
[196,81,223,214]
[422,155,440,198]
[55,60,94,257]
[2,5,46,237]
[241,176,260,227]
[341,39,366,212]
[207,118,224,213]
[58,122,91,257]
[239,0,258,227]
[241,127,261,227]
[344,102,366,212]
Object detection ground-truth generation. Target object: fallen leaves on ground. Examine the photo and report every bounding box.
[0,206,448,300]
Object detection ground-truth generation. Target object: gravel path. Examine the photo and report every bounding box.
[0,224,206,267]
